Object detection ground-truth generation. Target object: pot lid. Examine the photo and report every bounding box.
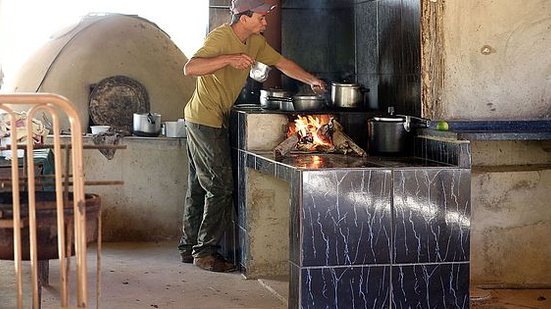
[260,88,291,95]
[294,94,325,100]
[371,116,406,122]
[332,82,361,87]
[261,87,289,92]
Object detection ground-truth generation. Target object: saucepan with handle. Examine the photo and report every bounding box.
[367,107,431,155]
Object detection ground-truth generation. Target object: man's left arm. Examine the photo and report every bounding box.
[274,57,326,92]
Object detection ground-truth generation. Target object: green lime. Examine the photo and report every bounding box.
[436,121,449,131]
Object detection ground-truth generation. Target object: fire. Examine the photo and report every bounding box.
[287,114,334,151]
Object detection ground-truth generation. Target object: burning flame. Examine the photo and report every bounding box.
[288,114,333,151]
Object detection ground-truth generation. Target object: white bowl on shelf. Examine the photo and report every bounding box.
[90,125,110,134]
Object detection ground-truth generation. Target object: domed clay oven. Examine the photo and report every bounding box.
[4,13,196,132]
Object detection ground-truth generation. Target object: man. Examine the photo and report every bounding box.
[178,0,325,272]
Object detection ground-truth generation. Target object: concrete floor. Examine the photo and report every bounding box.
[0,241,549,308]
[0,242,287,309]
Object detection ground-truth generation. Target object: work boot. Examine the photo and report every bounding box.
[180,253,194,264]
[193,253,236,272]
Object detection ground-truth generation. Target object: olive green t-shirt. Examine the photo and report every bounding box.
[184,24,283,128]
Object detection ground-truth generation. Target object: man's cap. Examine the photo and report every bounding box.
[230,0,276,15]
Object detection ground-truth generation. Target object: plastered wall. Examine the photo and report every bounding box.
[81,137,188,242]
[436,0,551,120]
[422,0,551,286]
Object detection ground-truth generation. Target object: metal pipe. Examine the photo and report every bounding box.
[0,93,92,308]
[25,107,40,308]
[0,105,24,309]
[0,179,125,186]
[27,104,69,305]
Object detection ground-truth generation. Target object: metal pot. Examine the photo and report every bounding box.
[260,88,292,109]
[268,94,326,112]
[331,82,366,108]
[279,100,294,111]
[133,112,161,137]
[367,112,430,155]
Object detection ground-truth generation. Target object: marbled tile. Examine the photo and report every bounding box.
[301,170,392,266]
[237,150,247,229]
[281,7,354,76]
[392,263,470,308]
[289,171,302,265]
[417,137,463,166]
[219,211,238,263]
[238,112,246,150]
[245,152,256,169]
[401,0,421,75]
[289,263,300,309]
[357,74,380,110]
[238,225,249,270]
[301,266,391,309]
[356,1,378,75]
[275,163,295,183]
[458,143,472,168]
[378,74,403,113]
[402,74,421,116]
[230,111,238,149]
[378,0,403,75]
[282,8,334,73]
[333,8,356,75]
[413,136,425,159]
[414,135,472,168]
[393,169,471,264]
[255,155,276,176]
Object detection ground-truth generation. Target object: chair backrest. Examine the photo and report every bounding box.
[0,93,90,308]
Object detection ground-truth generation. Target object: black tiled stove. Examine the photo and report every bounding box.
[230,107,471,308]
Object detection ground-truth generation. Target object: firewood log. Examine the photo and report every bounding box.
[274,133,299,160]
[331,119,367,157]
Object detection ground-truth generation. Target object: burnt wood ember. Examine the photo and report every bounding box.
[273,118,366,160]
[274,133,299,160]
[331,119,367,157]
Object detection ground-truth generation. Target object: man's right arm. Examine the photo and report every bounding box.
[183,53,255,77]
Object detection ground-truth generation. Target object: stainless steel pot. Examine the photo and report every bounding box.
[133,112,161,137]
[260,88,291,109]
[367,112,430,155]
[331,82,365,108]
[293,95,326,111]
[267,94,326,112]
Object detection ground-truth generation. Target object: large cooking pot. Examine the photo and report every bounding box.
[367,110,430,155]
[331,82,367,108]
[133,112,161,137]
[267,94,326,112]
[260,88,292,109]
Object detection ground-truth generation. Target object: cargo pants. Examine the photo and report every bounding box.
[177,121,233,258]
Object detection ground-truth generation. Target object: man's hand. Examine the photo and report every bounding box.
[310,80,327,95]
[275,58,327,93]
[227,53,255,70]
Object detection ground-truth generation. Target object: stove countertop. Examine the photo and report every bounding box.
[249,151,453,171]
[420,119,551,141]
[232,104,376,115]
